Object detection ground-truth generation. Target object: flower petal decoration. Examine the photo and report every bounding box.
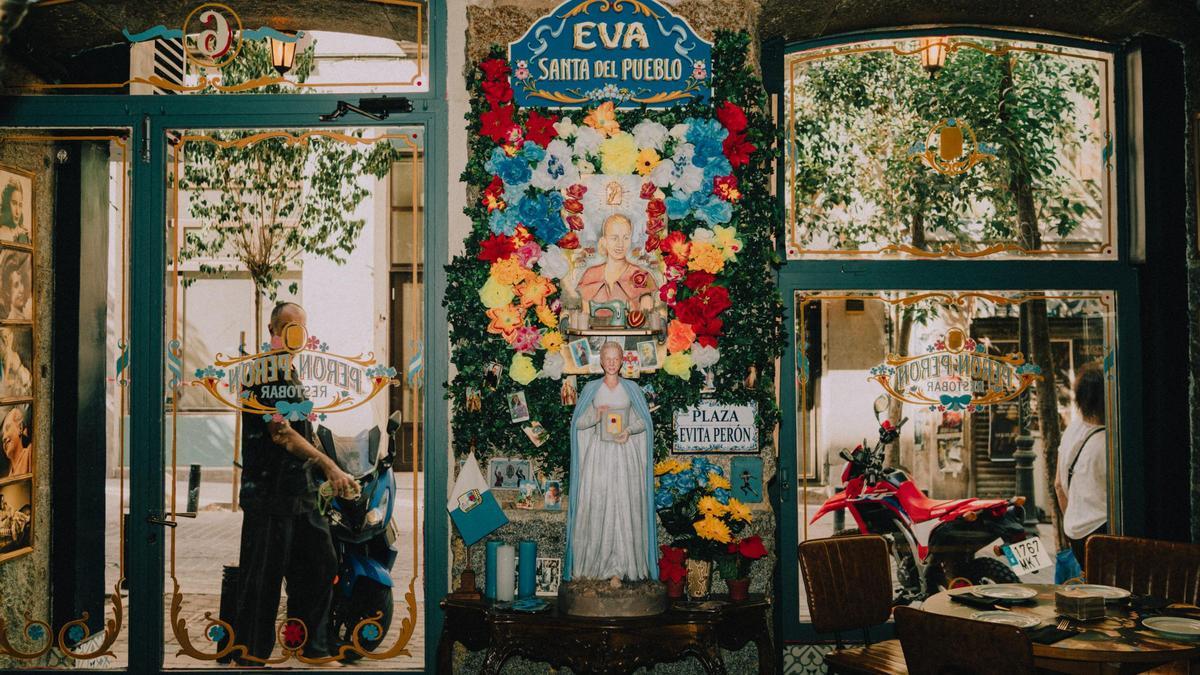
[663,351,694,380]
[599,131,639,175]
[480,104,518,144]
[541,351,565,380]
[631,119,669,150]
[479,58,510,81]
[486,305,525,336]
[478,276,515,309]
[635,147,662,176]
[692,344,720,368]
[583,101,620,137]
[525,110,560,147]
[727,498,753,523]
[666,319,696,353]
[737,534,768,558]
[478,232,516,262]
[509,353,538,385]
[694,514,732,543]
[540,331,564,353]
[716,101,749,133]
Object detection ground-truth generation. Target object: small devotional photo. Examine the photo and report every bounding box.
[0,249,31,321]
[523,421,548,447]
[514,479,542,509]
[0,476,32,560]
[621,350,641,379]
[482,362,503,391]
[534,557,562,596]
[559,375,578,406]
[487,458,509,489]
[542,479,562,509]
[567,338,591,371]
[506,459,533,488]
[636,340,659,369]
[0,403,32,480]
[464,386,482,412]
[508,391,530,423]
[0,167,32,246]
[0,326,32,400]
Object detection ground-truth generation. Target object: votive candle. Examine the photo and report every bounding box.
[484,540,502,599]
[518,540,537,598]
[495,545,516,602]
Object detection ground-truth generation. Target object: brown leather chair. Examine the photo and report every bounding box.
[798,535,907,674]
[894,606,1035,675]
[1085,535,1200,605]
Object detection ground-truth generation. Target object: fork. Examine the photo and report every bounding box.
[1057,618,1071,631]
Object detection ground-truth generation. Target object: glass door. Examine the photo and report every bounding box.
[0,130,131,669]
[161,124,427,669]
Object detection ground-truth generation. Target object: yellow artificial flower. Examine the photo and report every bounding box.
[485,305,525,336]
[711,225,744,261]
[698,496,727,517]
[663,352,693,380]
[726,498,752,523]
[708,473,731,490]
[535,303,559,328]
[599,132,639,175]
[490,257,526,286]
[694,515,732,544]
[478,277,514,309]
[583,101,620,137]
[540,331,564,352]
[509,353,538,385]
[516,276,556,308]
[634,147,661,176]
[687,241,726,275]
[655,458,682,476]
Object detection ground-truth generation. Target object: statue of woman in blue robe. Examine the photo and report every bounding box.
[563,341,658,582]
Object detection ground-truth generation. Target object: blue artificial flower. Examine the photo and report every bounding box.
[675,473,697,492]
[713,488,731,505]
[487,147,533,187]
[695,471,709,488]
[665,195,692,220]
[503,183,527,210]
[709,465,724,477]
[660,473,678,489]
[543,154,566,181]
[545,191,564,212]
[531,216,567,245]
[488,207,519,235]
[702,156,732,183]
[655,490,675,509]
[695,196,733,226]
[521,142,546,163]
[518,193,546,225]
[484,147,508,174]
[685,118,728,161]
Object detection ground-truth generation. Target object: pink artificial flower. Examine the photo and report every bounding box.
[510,326,542,353]
[515,241,543,267]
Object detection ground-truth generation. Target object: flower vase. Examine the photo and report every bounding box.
[685,559,712,600]
[665,577,685,599]
[727,577,750,602]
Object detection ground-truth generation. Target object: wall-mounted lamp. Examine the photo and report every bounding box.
[269,30,298,75]
[920,37,948,78]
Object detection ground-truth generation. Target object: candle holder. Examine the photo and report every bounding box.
[450,544,483,600]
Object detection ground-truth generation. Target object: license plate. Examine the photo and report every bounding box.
[1001,536,1052,575]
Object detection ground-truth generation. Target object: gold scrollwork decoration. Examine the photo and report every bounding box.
[0,582,124,661]
[879,242,1027,258]
[560,0,661,19]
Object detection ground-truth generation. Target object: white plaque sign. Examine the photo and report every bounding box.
[673,401,758,454]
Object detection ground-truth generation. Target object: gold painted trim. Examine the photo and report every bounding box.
[182,3,245,70]
[167,129,423,665]
[0,134,129,661]
[560,0,661,19]
[785,37,1117,260]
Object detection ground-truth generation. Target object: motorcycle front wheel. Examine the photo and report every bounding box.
[330,579,394,661]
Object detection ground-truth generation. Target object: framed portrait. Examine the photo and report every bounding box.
[486,458,509,489]
[0,249,31,322]
[505,459,532,489]
[0,326,33,400]
[0,403,32,480]
[636,340,659,369]
[535,557,562,596]
[0,476,32,562]
[507,390,530,424]
[0,166,33,247]
[566,338,591,370]
[482,362,503,391]
[541,479,563,509]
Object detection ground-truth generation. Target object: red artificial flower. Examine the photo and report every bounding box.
[674,296,704,325]
[566,214,585,231]
[482,175,506,212]
[737,535,768,560]
[692,318,724,348]
[477,233,517,262]
[646,199,666,218]
[659,281,678,306]
[524,110,560,148]
[564,198,584,214]
[713,175,742,202]
[566,184,588,200]
[557,232,580,249]
[645,232,661,251]
[716,101,748,133]
[479,58,511,82]
[683,271,716,291]
[661,231,691,268]
[646,217,665,235]
[640,182,658,200]
[681,285,732,319]
[660,545,688,564]
[482,79,513,107]
[723,131,756,168]
[480,104,517,143]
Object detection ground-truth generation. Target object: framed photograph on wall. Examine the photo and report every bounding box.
[0,166,33,246]
[535,557,562,596]
[0,249,31,321]
[0,476,32,562]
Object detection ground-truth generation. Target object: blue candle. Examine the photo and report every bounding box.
[485,540,502,600]
[518,540,537,599]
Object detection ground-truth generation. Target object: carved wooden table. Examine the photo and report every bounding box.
[438,595,774,674]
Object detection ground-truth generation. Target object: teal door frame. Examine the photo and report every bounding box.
[0,2,450,670]
[771,27,1145,645]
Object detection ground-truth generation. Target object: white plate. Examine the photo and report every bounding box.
[970,611,1041,628]
[974,584,1039,600]
[1069,584,1131,601]
[1143,616,1200,638]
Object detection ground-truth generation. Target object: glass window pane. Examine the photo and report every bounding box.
[785,37,1116,260]
[795,290,1118,622]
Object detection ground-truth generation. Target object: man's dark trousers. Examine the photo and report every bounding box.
[234,507,337,659]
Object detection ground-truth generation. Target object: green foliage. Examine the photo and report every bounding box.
[446,32,784,485]
[790,40,1104,250]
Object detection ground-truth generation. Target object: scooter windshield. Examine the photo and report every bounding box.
[316,426,381,479]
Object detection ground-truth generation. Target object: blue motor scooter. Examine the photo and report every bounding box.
[315,411,402,658]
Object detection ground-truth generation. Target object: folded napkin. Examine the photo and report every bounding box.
[1026,625,1079,645]
[949,592,1036,609]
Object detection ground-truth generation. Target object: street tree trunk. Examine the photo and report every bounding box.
[886,210,924,467]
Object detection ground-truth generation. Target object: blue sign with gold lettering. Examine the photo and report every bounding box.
[509,0,712,108]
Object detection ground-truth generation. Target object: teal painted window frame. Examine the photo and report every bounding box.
[0,2,450,671]
[773,27,1142,646]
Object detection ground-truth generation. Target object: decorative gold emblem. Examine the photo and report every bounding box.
[182,3,243,69]
[910,118,997,176]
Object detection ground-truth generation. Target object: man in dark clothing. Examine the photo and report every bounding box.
[232,302,357,662]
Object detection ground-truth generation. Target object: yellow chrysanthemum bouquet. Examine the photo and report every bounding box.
[654,456,752,561]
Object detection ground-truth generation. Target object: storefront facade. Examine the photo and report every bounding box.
[0,0,1194,672]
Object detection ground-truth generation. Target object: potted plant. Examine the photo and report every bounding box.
[654,457,753,599]
[716,535,768,601]
[658,545,687,598]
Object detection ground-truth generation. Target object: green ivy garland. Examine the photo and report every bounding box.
[446,31,784,483]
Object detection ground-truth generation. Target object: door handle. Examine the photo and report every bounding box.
[146,514,177,528]
[780,467,790,497]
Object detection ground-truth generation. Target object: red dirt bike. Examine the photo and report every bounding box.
[811,411,1033,601]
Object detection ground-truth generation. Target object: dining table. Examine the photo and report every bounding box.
[922,583,1200,674]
